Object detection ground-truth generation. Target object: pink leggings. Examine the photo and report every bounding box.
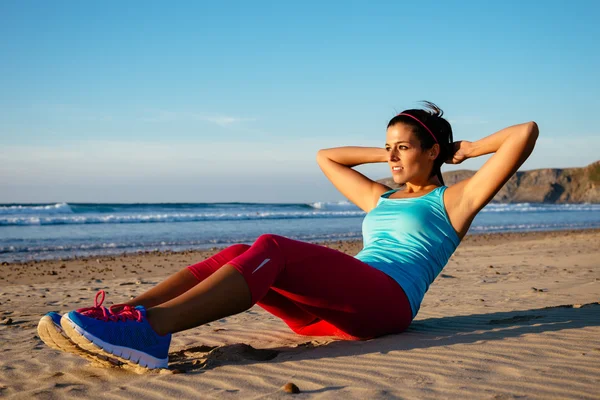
[187,234,412,340]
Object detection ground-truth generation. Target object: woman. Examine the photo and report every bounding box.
[38,102,539,370]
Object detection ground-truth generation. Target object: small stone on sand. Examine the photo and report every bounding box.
[282,382,300,394]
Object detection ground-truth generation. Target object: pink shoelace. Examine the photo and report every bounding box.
[76,290,112,320]
[76,290,142,322]
[108,304,142,323]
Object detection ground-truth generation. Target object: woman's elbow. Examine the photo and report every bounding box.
[316,149,329,164]
[527,121,539,140]
[317,148,334,160]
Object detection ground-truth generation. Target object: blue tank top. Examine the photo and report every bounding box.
[354,186,460,318]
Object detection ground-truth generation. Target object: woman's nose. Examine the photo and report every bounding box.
[389,151,399,162]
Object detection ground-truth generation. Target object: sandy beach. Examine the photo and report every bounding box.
[0,229,599,399]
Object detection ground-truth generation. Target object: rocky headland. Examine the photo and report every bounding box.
[378,161,600,203]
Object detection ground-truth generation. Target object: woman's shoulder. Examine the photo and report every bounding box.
[443,180,469,206]
[442,181,474,240]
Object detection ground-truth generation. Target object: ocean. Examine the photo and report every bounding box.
[1,201,599,263]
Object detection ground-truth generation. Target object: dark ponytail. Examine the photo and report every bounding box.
[387,101,453,185]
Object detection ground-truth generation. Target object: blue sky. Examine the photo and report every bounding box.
[1,0,599,203]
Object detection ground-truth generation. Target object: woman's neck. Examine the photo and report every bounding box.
[404,176,441,193]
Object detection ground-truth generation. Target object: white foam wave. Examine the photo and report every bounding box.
[0,231,364,262]
[481,203,600,213]
[0,202,73,215]
[471,222,598,232]
[309,201,356,210]
[0,210,366,226]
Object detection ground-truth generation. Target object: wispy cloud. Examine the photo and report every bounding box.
[141,110,256,127]
[27,105,255,128]
[199,115,256,127]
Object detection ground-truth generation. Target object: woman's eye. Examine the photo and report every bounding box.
[385,147,390,152]
[399,146,408,150]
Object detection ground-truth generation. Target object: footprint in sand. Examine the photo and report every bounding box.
[169,343,279,372]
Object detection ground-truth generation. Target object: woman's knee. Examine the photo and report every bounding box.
[227,243,251,256]
[186,243,251,281]
[254,234,285,248]
[255,233,280,242]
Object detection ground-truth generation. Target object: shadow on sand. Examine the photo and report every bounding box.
[168,302,600,373]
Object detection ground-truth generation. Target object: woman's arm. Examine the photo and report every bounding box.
[317,147,391,212]
[445,122,539,234]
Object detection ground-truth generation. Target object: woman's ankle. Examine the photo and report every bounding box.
[145,307,170,336]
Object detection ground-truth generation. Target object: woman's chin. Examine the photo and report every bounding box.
[392,176,406,185]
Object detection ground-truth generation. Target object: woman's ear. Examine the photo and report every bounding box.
[429,143,440,159]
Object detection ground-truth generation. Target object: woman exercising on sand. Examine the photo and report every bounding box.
[38,101,538,370]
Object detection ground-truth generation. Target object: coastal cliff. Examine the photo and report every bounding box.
[377,161,600,203]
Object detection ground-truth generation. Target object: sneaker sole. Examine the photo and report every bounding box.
[60,314,168,370]
[37,315,123,368]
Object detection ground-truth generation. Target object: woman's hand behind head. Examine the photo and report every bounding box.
[446,140,472,165]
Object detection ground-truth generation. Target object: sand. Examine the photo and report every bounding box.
[0,229,599,399]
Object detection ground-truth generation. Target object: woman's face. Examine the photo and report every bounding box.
[385,123,436,184]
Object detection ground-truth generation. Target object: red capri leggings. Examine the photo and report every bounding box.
[187,234,412,340]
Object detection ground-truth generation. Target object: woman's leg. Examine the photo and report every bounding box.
[146,264,253,335]
[122,242,322,333]
[124,244,251,309]
[57,234,411,369]
[245,235,412,340]
[147,234,412,340]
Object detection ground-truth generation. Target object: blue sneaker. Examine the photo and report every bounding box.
[61,305,171,370]
[48,311,63,329]
[37,312,65,346]
[37,302,124,368]
[38,312,123,367]
[37,291,112,351]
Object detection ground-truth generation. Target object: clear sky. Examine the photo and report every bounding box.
[1,0,598,203]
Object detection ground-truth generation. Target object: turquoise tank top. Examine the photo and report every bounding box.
[354,186,460,318]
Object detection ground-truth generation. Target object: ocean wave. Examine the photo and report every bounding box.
[308,201,355,210]
[470,221,600,232]
[0,230,363,262]
[0,210,366,226]
[0,202,73,215]
[1,201,596,217]
[481,203,600,213]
